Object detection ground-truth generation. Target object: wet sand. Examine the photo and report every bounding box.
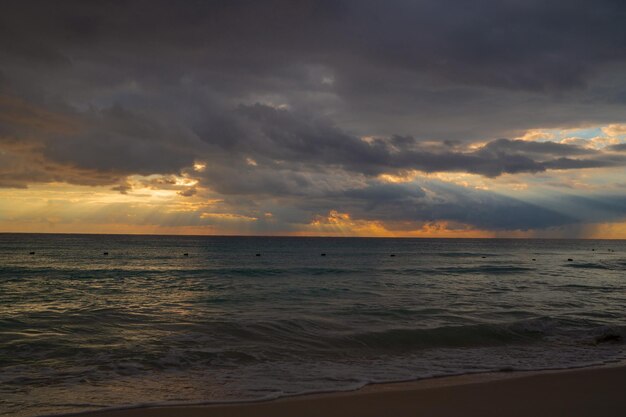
[80,363,626,417]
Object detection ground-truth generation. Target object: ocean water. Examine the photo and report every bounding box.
[1,234,625,417]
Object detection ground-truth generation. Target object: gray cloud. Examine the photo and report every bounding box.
[192,104,619,187]
[339,181,575,231]
[609,144,626,152]
[3,0,626,233]
[4,1,626,89]
[42,105,202,175]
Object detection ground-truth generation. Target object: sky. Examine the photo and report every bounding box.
[2,0,626,237]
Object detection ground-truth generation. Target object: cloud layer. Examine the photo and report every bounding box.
[2,0,626,235]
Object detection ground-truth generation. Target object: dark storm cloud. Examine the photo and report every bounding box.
[342,181,575,231]
[42,105,202,175]
[248,179,575,231]
[4,0,626,138]
[342,183,426,202]
[3,0,626,88]
[192,104,618,191]
[3,0,626,232]
[268,179,626,232]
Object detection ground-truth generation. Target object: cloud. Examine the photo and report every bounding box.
[602,124,626,137]
[2,1,626,138]
[304,179,575,231]
[7,0,625,91]
[42,105,202,175]
[3,1,626,234]
[177,187,197,197]
[191,105,621,188]
[111,182,132,194]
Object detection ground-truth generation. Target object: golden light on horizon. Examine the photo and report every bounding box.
[2,122,626,237]
[301,210,495,238]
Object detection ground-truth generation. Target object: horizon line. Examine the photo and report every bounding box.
[1,231,625,240]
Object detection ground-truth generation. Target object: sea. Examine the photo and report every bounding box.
[1,234,625,417]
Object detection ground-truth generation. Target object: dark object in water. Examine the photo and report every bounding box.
[321,253,326,256]
[29,251,35,255]
[481,256,486,259]
[567,258,573,261]
[532,258,536,261]
[256,253,261,256]
[103,252,109,255]
[183,253,189,257]
[595,334,623,344]
[390,254,396,257]
[592,249,595,251]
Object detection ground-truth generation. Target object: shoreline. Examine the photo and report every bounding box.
[61,361,626,417]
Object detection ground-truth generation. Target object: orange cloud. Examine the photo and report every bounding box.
[516,129,556,142]
[602,124,626,137]
[301,210,493,237]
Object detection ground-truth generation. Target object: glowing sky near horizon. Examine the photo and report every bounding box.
[2,1,626,237]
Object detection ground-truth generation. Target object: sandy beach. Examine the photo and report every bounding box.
[79,363,626,417]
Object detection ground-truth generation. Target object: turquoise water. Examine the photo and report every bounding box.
[1,234,625,416]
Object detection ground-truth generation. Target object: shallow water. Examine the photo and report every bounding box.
[1,234,625,416]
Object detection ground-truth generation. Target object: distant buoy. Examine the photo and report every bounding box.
[183,253,189,257]
[481,256,486,259]
[103,252,109,256]
[592,249,595,251]
[532,258,536,261]
[29,251,35,255]
[321,253,326,256]
[390,254,396,257]
[256,253,261,257]
[567,258,573,262]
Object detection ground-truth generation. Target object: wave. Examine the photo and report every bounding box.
[0,265,367,279]
[3,316,625,417]
[565,261,619,270]
[436,252,497,258]
[335,319,623,350]
[27,358,626,417]
[436,265,534,274]
[4,314,623,355]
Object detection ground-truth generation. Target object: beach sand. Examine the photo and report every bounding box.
[80,363,626,417]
